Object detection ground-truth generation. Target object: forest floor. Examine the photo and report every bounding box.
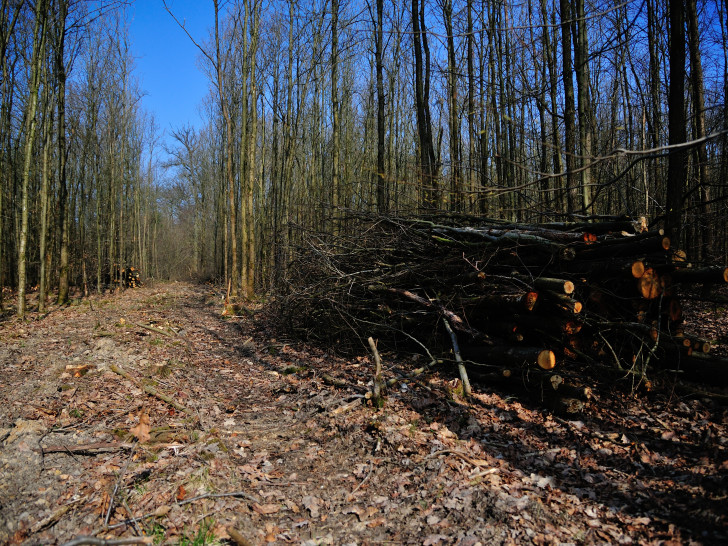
[0,282,727,545]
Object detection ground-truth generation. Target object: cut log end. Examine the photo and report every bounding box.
[631,260,645,278]
[522,291,539,312]
[672,249,687,263]
[538,350,557,370]
[638,268,663,299]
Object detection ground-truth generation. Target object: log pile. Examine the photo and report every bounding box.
[279,213,728,394]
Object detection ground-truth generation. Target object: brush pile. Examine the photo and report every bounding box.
[279,213,728,395]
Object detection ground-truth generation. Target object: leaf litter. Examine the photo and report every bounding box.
[0,282,726,544]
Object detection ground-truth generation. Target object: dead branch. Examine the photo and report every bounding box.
[110,364,193,415]
[129,321,175,337]
[35,442,134,455]
[60,537,152,546]
[368,337,385,406]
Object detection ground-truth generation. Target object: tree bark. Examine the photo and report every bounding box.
[375,0,386,213]
[686,0,710,261]
[17,0,48,318]
[560,0,577,214]
[442,0,460,211]
[665,0,686,240]
[39,84,53,313]
[331,0,341,226]
[56,0,70,305]
[574,0,592,213]
[412,0,438,208]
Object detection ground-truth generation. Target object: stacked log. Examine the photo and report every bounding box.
[279,213,728,393]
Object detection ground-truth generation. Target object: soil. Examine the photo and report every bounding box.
[0,282,727,545]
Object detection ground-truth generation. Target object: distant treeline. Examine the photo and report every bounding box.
[1,0,726,316]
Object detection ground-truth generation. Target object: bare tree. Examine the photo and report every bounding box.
[665,0,686,239]
[17,0,49,317]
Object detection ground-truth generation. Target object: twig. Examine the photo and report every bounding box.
[227,527,255,546]
[129,321,175,337]
[178,490,260,506]
[425,449,494,470]
[382,287,491,343]
[319,372,366,393]
[104,441,138,527]
[62,444,81,462]
[106,490,260,531]
[60,537,152,546]
[31,500,82,533]
[330,396,364,415]
[368,337,385,406]
[121,496,142,537]
[350,462,373,495]
[443,319,472,397]
[110,364,193,415]
[35,442,133,455]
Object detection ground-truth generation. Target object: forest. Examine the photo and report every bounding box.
[2,1,728,543]
[0,0,726,312]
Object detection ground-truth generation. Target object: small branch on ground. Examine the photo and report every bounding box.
[368,337,385,407]
[227,527,255,546]
[425,449,494,470]
[110,364,193,415]
[34,442,134,455]
[443,319,472,397]
[60,537,152,546]
[104,441,138,527]
[30,500,82,533]
[129,321,176,337]
[106,490,260,531]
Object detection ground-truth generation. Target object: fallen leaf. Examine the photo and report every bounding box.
[130,413,151,442]
[176,485,186,501]
[343,505,366,521]
[302,495,321,518]
[154,505,171,517]
[253,503,280,515]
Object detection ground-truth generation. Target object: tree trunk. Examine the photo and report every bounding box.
[213,0,238,297]
[574,0,592,214]
[665,0,686,240]
[244,0,260,298]
[39,85,53,313]
[331,0,341,226]
[56,0,70,305]
[442,0,460,211]
[412,0,437,208]
[686,0,710,261]
[375,0,386,213]
[560,0,577,214]
[17,0,48,318]
[466,0,476,213]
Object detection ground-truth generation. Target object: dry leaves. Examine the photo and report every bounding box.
[130,412,151,442]
[252,503,280,515]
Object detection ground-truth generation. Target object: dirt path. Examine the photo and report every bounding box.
[0,283,726,545]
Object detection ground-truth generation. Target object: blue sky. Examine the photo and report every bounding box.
[128,0,215,143]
